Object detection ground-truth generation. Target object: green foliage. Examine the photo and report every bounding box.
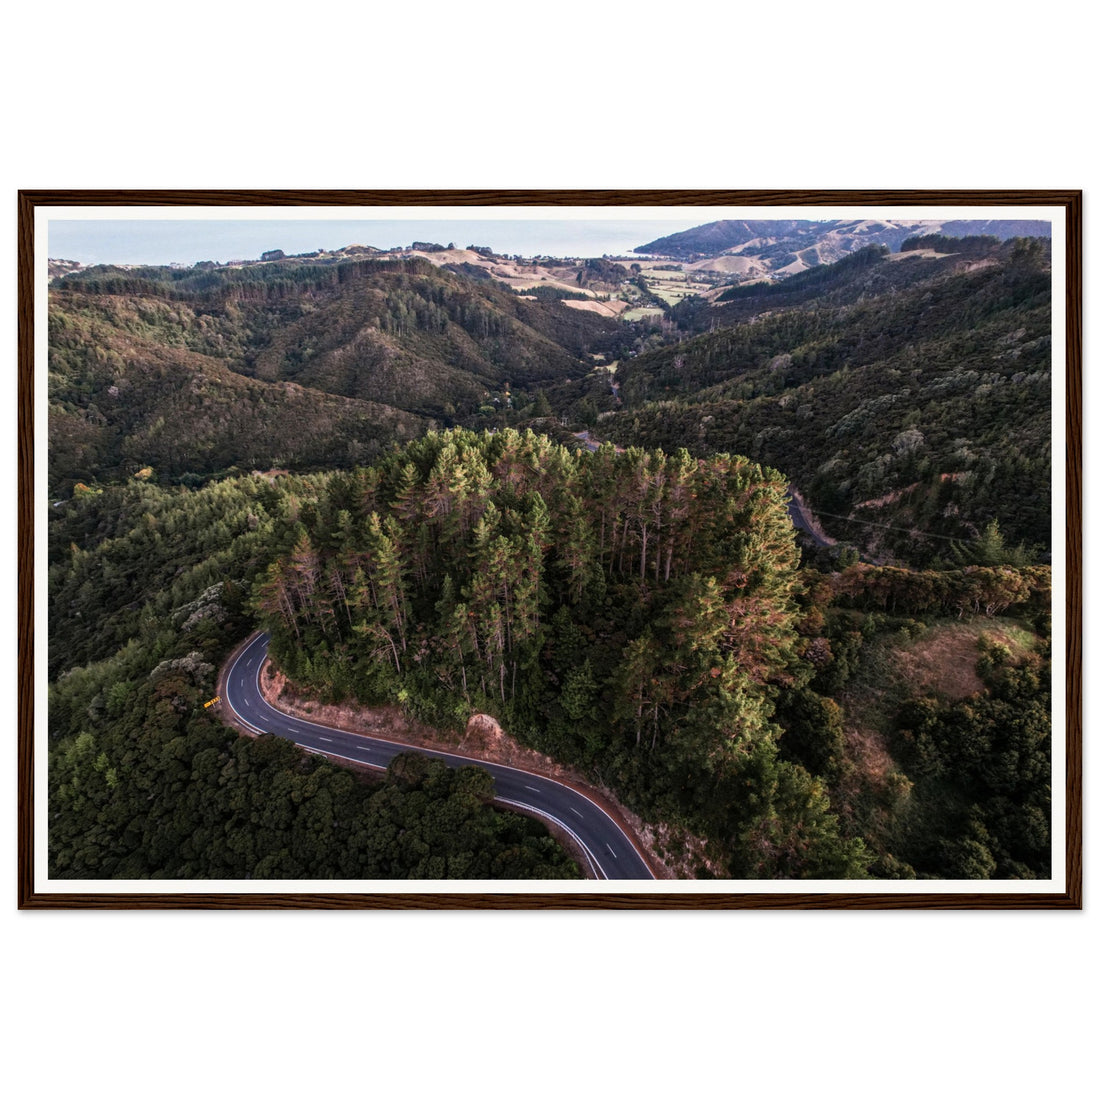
[949,519,1034,568]
[826,613,1052,880]
[48,234,1055,883]
[716,244,891,304]
[47,473,313,679]
[519,285,590,302]
[899,233,1001,256]
[49,678,581,880]
[47,290,429,493]
[588,239,1052,563]
[828,561,1050,619]
[775,688,848,783]
[48,256,618,492]
[248,427,875,876]
[47,460,579,880]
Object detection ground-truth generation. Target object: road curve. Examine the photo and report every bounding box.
[222,633,655,881]
[786,488,833,548]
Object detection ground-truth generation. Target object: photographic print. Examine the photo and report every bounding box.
[19,190,1081,909]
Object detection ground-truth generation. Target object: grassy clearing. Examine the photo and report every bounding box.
[849,613,1028,727]
[561,298,629,318]
[650,286,692,304]
[826,616,1040,854]
[890,620,1035,701]
[839,617,1037,762]
[643,271,714,304]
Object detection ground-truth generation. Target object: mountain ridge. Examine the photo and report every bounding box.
[636,218,1053,272]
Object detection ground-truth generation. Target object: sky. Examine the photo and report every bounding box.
[46,217,714,266]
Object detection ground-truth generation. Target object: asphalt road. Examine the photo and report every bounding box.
[222,633,655,881]
[786,488,833,547]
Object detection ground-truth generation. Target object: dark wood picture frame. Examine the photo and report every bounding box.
[18,188,1082,910]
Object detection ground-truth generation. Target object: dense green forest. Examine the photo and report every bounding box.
[246,428,1050,879]
[251,429,870,877]
[553,237,1052,564]
[46,233,1055,881]
[48,256,618,493]
[47,431,1050,880]
[47,471,580,879]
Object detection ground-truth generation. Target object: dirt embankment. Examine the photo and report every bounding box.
[250,652,681,880]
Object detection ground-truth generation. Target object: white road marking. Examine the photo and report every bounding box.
[246,658,253,669]
[497,798,607,880]
[525,785,540,792]
[319,737,334,743]
[227,632,655,880]
[571,808,583,818]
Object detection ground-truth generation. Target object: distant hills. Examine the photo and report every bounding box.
[47,225,1053,568]
[560,234,1053,564]
[635,218,1053,275]
[47,256,618,491]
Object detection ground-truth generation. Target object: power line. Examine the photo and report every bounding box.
[808,508,975,543]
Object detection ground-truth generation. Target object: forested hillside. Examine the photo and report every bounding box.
[46,231,1055,882]
[47,470,580,879]
[558,237,1052,564]
[247,429,867,877]
[48,256,617,493]
[244,429,1050,879]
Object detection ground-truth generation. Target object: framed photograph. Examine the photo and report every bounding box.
[19,189,1081,909]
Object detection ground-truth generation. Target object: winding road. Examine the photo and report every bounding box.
[222,633,655,880]
[786,488,834,548]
